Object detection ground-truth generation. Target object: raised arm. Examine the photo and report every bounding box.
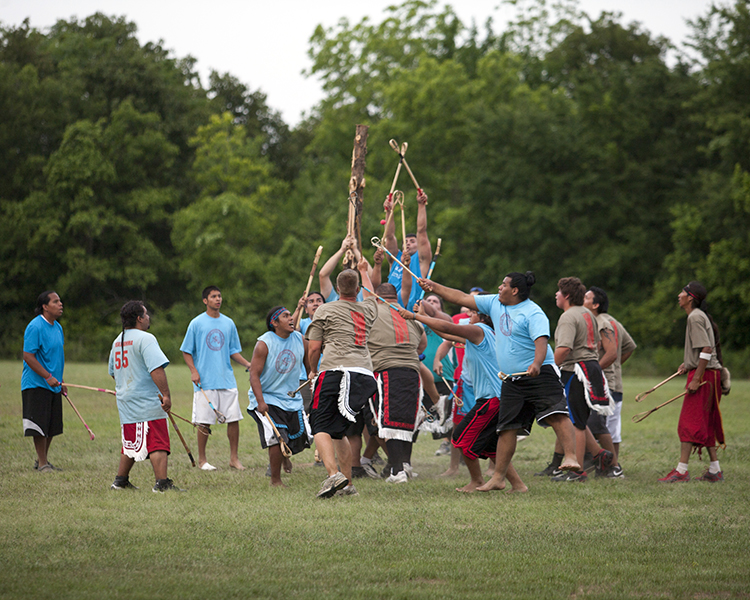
[370,248,384,290]
[401,251,412,306]
[415,190,432,276]
[417,280,477,311]
[357,256,374,297]
[319,236,352,299]
[400,307,484,346]
[383,196,398,262]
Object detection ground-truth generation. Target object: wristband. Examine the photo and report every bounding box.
[699,352,712,361]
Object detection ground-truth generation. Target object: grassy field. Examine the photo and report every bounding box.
[1,360,749,600]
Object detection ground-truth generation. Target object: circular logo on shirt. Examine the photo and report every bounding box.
[499,312,513,336]
[206,329,225,351]
[275,349,297,374]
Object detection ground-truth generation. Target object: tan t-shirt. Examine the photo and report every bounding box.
[599,314,637,393]
[306,297,378,371]
[555,306,600,372]
[683,308,721,371]
[367,302,424,373]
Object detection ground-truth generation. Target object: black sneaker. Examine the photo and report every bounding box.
[111,477,139,490]
[152,478,185,493]
[594,450,614,476]
[351,466,367,479]
[534,458,562,476]
[582,452,595,473]
[598,464,624,479]
[551,470,588,482]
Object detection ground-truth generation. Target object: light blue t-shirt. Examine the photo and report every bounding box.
[455,371,476,416]
[22,315,65,392]
[464,323,503,400]
[474,295,555,375]
[248,331,305,412]
[180,312,242,391]
[387,250,423,310]
[108,329,170,424]
[325,289,363,303]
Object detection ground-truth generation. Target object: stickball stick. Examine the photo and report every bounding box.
[389,139,421,192]
[498,371,530,382]
[440,375,463,408]
[64,383,116,395]
[264,412,292,458]
[287,379,312,398]
[387,141,407,198]
[197,384,226,424]
[634,371,681,402]
[370,237,420,281]
[632,381,707,423]
[417,237,441,301]
[361,285,402,312]
[295,245,323,329]
[62,391,95,440]
[167,410,196,467]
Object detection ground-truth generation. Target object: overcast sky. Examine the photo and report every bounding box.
[1,0,714,125]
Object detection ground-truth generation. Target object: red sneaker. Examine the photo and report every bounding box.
[658,468,690,482]
[695,470,724,482]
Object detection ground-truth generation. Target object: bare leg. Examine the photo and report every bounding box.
[680,441,693,464]
[362,433,382,460]
[440,445,461,477]
[33,436,50,467]
[575,427,587,468]
[227,421,245,470]
[333,437,353,481]
[456,456,485,492]
[116,454,135,477]
[707,446,718,462]
[596,433,615,455]
[420,363,440,406]
[613,442,620,466]
[477,429,516,492]
[545,414,580,470]
[149,450,168,480]
[268,444,286,487]
[505,463,528,493]
[485,457,495,478]
[197,424,211,467]
[314,432,338,477]
[347,434,362,469]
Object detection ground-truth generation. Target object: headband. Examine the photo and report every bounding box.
[271,307,287,323]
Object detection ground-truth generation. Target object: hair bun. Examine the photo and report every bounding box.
[525,271,536,287]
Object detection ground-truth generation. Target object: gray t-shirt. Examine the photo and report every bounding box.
[683,308,721,371]
[555,306,600,372]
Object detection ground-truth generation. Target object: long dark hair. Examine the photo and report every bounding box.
[35,291,57,316]
[684,281,723,365]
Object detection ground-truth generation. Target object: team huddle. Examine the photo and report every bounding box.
[21,192,727,495]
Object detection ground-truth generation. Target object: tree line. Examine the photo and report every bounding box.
[1,0,749,366]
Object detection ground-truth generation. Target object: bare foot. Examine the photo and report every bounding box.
[476,475,506,492]
[440,467,460,477]
[282,457,293,473]
[484,469,495,479]
[229,460,246,471]
[506,484,529,493]
[560,456,580,471]
[270,479,287,488]
[455,481,484,493]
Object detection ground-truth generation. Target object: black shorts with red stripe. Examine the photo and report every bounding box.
[310,370,378,439]
[451,396,500,460]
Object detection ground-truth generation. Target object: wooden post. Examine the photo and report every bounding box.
[344,124,368,269]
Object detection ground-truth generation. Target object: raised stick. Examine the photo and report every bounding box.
[632,381,707,423]
[62,391,95,440]
[197,383,226,424]
[360,285,402,312]
[634,371,681,402]
[371,236,420,281]
[389,139,421,192]
[264,412,292,458]
[388,141,407,198]
[295,245,323,329]
[167,409,196,467]
[440,374,463,408]
[64,383,115,395]
[287,379,311,398]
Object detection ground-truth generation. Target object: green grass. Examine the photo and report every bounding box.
[1,361,749,600]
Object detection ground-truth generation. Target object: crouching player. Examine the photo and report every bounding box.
[109,301,183,492]
[248,306,312,487]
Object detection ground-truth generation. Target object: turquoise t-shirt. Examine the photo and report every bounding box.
[248,331,305,412]
[108,329,170,424]
[464,323,503,400]
[180,312,242,391]
[423,325,456,384]
[22,315,64,392]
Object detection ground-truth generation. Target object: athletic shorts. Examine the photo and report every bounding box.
[344,403,378,438]
[452,397,500,460]
[309,370,378,439]
[606,392,623,443]
[22,387,63,437]
[192,388,243,425]
[496,365,568,435]
[249,405,311,455]
[586,411,609,435]
[374,368,421,441]
[121,418,170,461]
[561,370,589,430]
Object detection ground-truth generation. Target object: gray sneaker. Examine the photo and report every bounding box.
[361,462,380,479]
[335,484,359,496]
[435,440,451,456]
[403,463,418,479]
[317,472,349,498]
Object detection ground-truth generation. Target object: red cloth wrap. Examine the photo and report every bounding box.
[678,369,724,449]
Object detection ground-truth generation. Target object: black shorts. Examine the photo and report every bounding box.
[496,365,568,435]
[309,370,378,439]
[344,403,378,438]
[300,379,313,414]
[249,405,311,455]
[452,397,500,460]
[586,410,609,435]
[561,370,589,430]
[22,387,63,437]
[373,368,421,440]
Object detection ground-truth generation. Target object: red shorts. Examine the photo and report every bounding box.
[121,418,170,459]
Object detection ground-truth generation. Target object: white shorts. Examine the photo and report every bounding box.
[192,388,243,425]
[605,393,623,443]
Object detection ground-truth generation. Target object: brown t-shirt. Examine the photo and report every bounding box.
[367,302,424,373]
[305,297,378,371]
[683,308,721,371]
[555,306,600,372]
[599,314,637,393]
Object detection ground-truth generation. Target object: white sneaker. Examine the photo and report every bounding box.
[403,463,418,479]
[386,471,408,484]
[200,462,217,471]
[317,471,349,498]
[335,484,359,496]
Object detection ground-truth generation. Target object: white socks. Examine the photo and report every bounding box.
[709,461,721,474]
[676,463,689,474]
